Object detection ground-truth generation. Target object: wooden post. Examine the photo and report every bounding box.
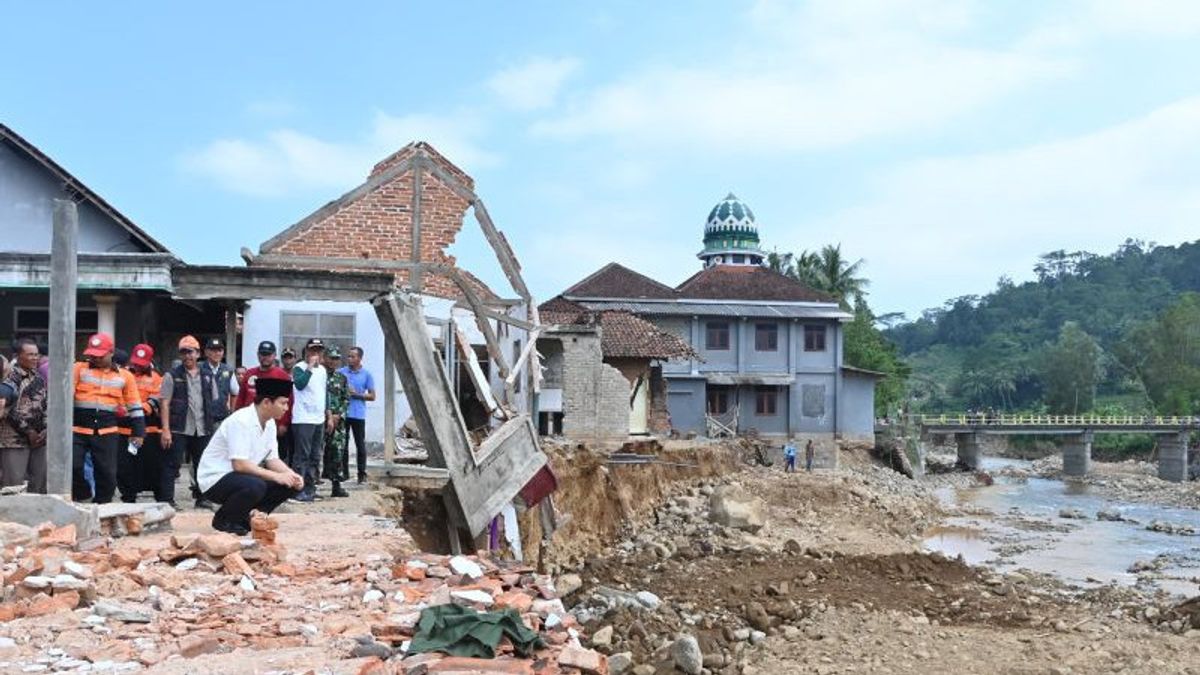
[410,161,424,292]
[48,200,78,497]
[384,348,396,465]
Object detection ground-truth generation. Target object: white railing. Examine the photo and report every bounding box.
[910,414,1200,427]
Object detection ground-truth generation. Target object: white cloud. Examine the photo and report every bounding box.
[812,96,1200,315]
[1023,0,1200,49]
[182,110,498,197]
[532,0,1069,153]
[487,57,581,111]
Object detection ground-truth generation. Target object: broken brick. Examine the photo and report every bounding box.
[429,656,535,674]
[494,590,534,614]
[222,552,254,578]
[557,645,607,674]
[109,549,142,569]
[41,524,77,548]
[197,533,242,558]
[178,634,221,658]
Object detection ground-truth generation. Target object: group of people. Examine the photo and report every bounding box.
[0,331,376,535]
[783,439,816,472]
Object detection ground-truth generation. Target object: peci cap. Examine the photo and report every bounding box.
[305,338,325,351]
[178,335,201,352]
[129,344,154,368]
[255,377,292,399]
[257,340,277,355]
[205,338,224,350]
[83,333,115,358]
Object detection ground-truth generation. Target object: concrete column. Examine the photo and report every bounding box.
[690,316,700,375]
[1157,431,1189,483]
[956,432,982,470]
[1062,431,1093,477]
[383,349,396,466]
[223,303,239,368]
[48,200,78,497]
[93,294,119,337]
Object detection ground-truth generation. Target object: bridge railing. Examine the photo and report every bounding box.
[910,413,1200,427]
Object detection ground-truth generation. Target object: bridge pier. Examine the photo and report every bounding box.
[1062,431,1093,477]
[955,432,981,471]
[1157,432,1189,483]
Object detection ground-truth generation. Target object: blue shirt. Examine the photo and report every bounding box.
[338,366,375,420]
[783,444,797,458]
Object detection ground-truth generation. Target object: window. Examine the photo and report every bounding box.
[706,322,730,350]
[706,388,730,415]
[804,324,826,352]
[755,387,777,416]
[755,323,778,351]
[732,254,745,264]
[280,311,356,357]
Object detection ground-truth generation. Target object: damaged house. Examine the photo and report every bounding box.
[544,194,879,447]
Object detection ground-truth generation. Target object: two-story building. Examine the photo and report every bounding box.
[543,194,878,446]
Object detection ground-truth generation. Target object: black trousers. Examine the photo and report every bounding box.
[291,423,324,494]
[164,433,210,503]
[73,432,118,503]
[346,417,366,478]
[202,472,297,528]
[279,426,294,466]
[118,433,164,502]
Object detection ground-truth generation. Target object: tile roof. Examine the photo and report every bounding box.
[561,263,678,300]
[675,265,836,303]
[538,298,698,361]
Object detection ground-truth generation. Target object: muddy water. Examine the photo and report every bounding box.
[923,457,1200,597]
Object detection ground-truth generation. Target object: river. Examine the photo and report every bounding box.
[923,456,1200,597]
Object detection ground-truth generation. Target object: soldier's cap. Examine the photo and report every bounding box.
[129,344,155,367]
[83,333,115,357]
[256,377,292,399]
[326,346,342,359]
[257,340,277,355]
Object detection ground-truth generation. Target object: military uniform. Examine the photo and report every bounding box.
[322,348,349,496]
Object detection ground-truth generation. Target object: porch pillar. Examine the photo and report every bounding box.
[94,294,119,337]
[224,302,240,368]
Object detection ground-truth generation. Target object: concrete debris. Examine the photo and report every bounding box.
[708,485,767,533]
[671,634,703,675]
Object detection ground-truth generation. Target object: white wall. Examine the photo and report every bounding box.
[241,295,530,446]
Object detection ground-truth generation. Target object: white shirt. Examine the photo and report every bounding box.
[291,363,327,425]
[197,405,279,493]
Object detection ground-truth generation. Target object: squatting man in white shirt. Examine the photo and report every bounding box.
[196,377,303,535]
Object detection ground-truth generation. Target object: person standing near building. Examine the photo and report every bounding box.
[118,344,164,503]
[196,377,303,535]
[159,336,216,509]
[289,338,327,502]
[805,439,816,472]
[783,441,797,473]
[338,346,375,484]
[201,338,238,424]
[322,347,350,498]
[0,338,47,492]
[278,347,297,465]
[71,333,144,503]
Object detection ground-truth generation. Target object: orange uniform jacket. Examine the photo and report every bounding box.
[118,370,162,436]
[72,363,144,437]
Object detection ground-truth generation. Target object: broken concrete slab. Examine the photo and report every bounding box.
[0,494,99,538]
[97,502,175,537]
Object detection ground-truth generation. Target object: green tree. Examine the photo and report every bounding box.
[1116,293,1200,415]
[843,297,911,415]
[1039,322,1102,414]
[769,245,867,308]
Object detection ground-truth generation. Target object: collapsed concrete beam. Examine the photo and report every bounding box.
[0,494,99,538]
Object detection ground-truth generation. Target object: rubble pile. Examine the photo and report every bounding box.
[0,512,607,673]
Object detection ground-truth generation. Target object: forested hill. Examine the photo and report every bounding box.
[884,239,1200,414]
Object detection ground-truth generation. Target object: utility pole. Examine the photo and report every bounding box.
[47,200,78,496]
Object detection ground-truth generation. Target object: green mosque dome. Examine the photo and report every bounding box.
[699,193,765,267]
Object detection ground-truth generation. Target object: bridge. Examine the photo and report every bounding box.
[909,414,1197,482]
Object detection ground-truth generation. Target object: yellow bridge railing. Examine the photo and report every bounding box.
[910,414,1200,427]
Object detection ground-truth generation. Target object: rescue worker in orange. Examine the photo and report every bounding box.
[73,333,144,503]
[117,344,165,504]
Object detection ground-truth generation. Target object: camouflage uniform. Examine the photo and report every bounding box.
[322,364,349,482]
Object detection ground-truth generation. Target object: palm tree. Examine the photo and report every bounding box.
[815,244,868,308]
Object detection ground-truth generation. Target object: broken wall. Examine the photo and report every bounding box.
[558,329,629,441]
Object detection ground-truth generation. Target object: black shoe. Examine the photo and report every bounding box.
[290,491,315,503]
[212,518,249,536]
[357,475,366,484]
[195,498,215,510]
[331,485,350,498]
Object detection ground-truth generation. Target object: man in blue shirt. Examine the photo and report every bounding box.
[783,441,797,473]
[337,346,375,483]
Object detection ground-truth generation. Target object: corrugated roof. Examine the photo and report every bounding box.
[577,300,852,320]
[539,298,698,360]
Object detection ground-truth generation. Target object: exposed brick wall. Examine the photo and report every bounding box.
[260,142,494,301]
[555,329,629,441]
[648,366,671,434]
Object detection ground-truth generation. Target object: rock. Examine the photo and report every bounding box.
[745,601,772,631]
[238,575,256,592]
[448,555,484,579]
[671,634,703,675]
[350,639,393,660]
[635,591,661,611]
[750,630,767,645]
[1058,508,1087,520]
[782,538,803,554]
[197,533,242,558]
[178,634,220,658]
[175,558,199,571]
[1129,559,1158,573]
[709,486,767,533]
[450,589,494,607]
[632,666,656,675]
[62,560,91,579]
[556,573,583,597]
[609,652,634,675]
[0,522,37,548]
[1145,607,1161,620]
[558,645,608,674]
[50,574,90,591]
[591,625,614,647]
[1096,508,1124,522]
[733,628,752,641]
[92,601,152,623]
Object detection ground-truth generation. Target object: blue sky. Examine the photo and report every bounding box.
[5,1,1200,318]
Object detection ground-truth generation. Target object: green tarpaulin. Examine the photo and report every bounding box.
[407,603,545,659]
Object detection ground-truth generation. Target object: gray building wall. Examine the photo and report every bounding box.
[558,329,629,441]
[665,376,705,434]
[697,318,738,372]
[791,373,837,433]
[0,142,147,254]
[840,373,878,441]
[744,320,788,373]
[656,317,693,375]
[744,384,789,435]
